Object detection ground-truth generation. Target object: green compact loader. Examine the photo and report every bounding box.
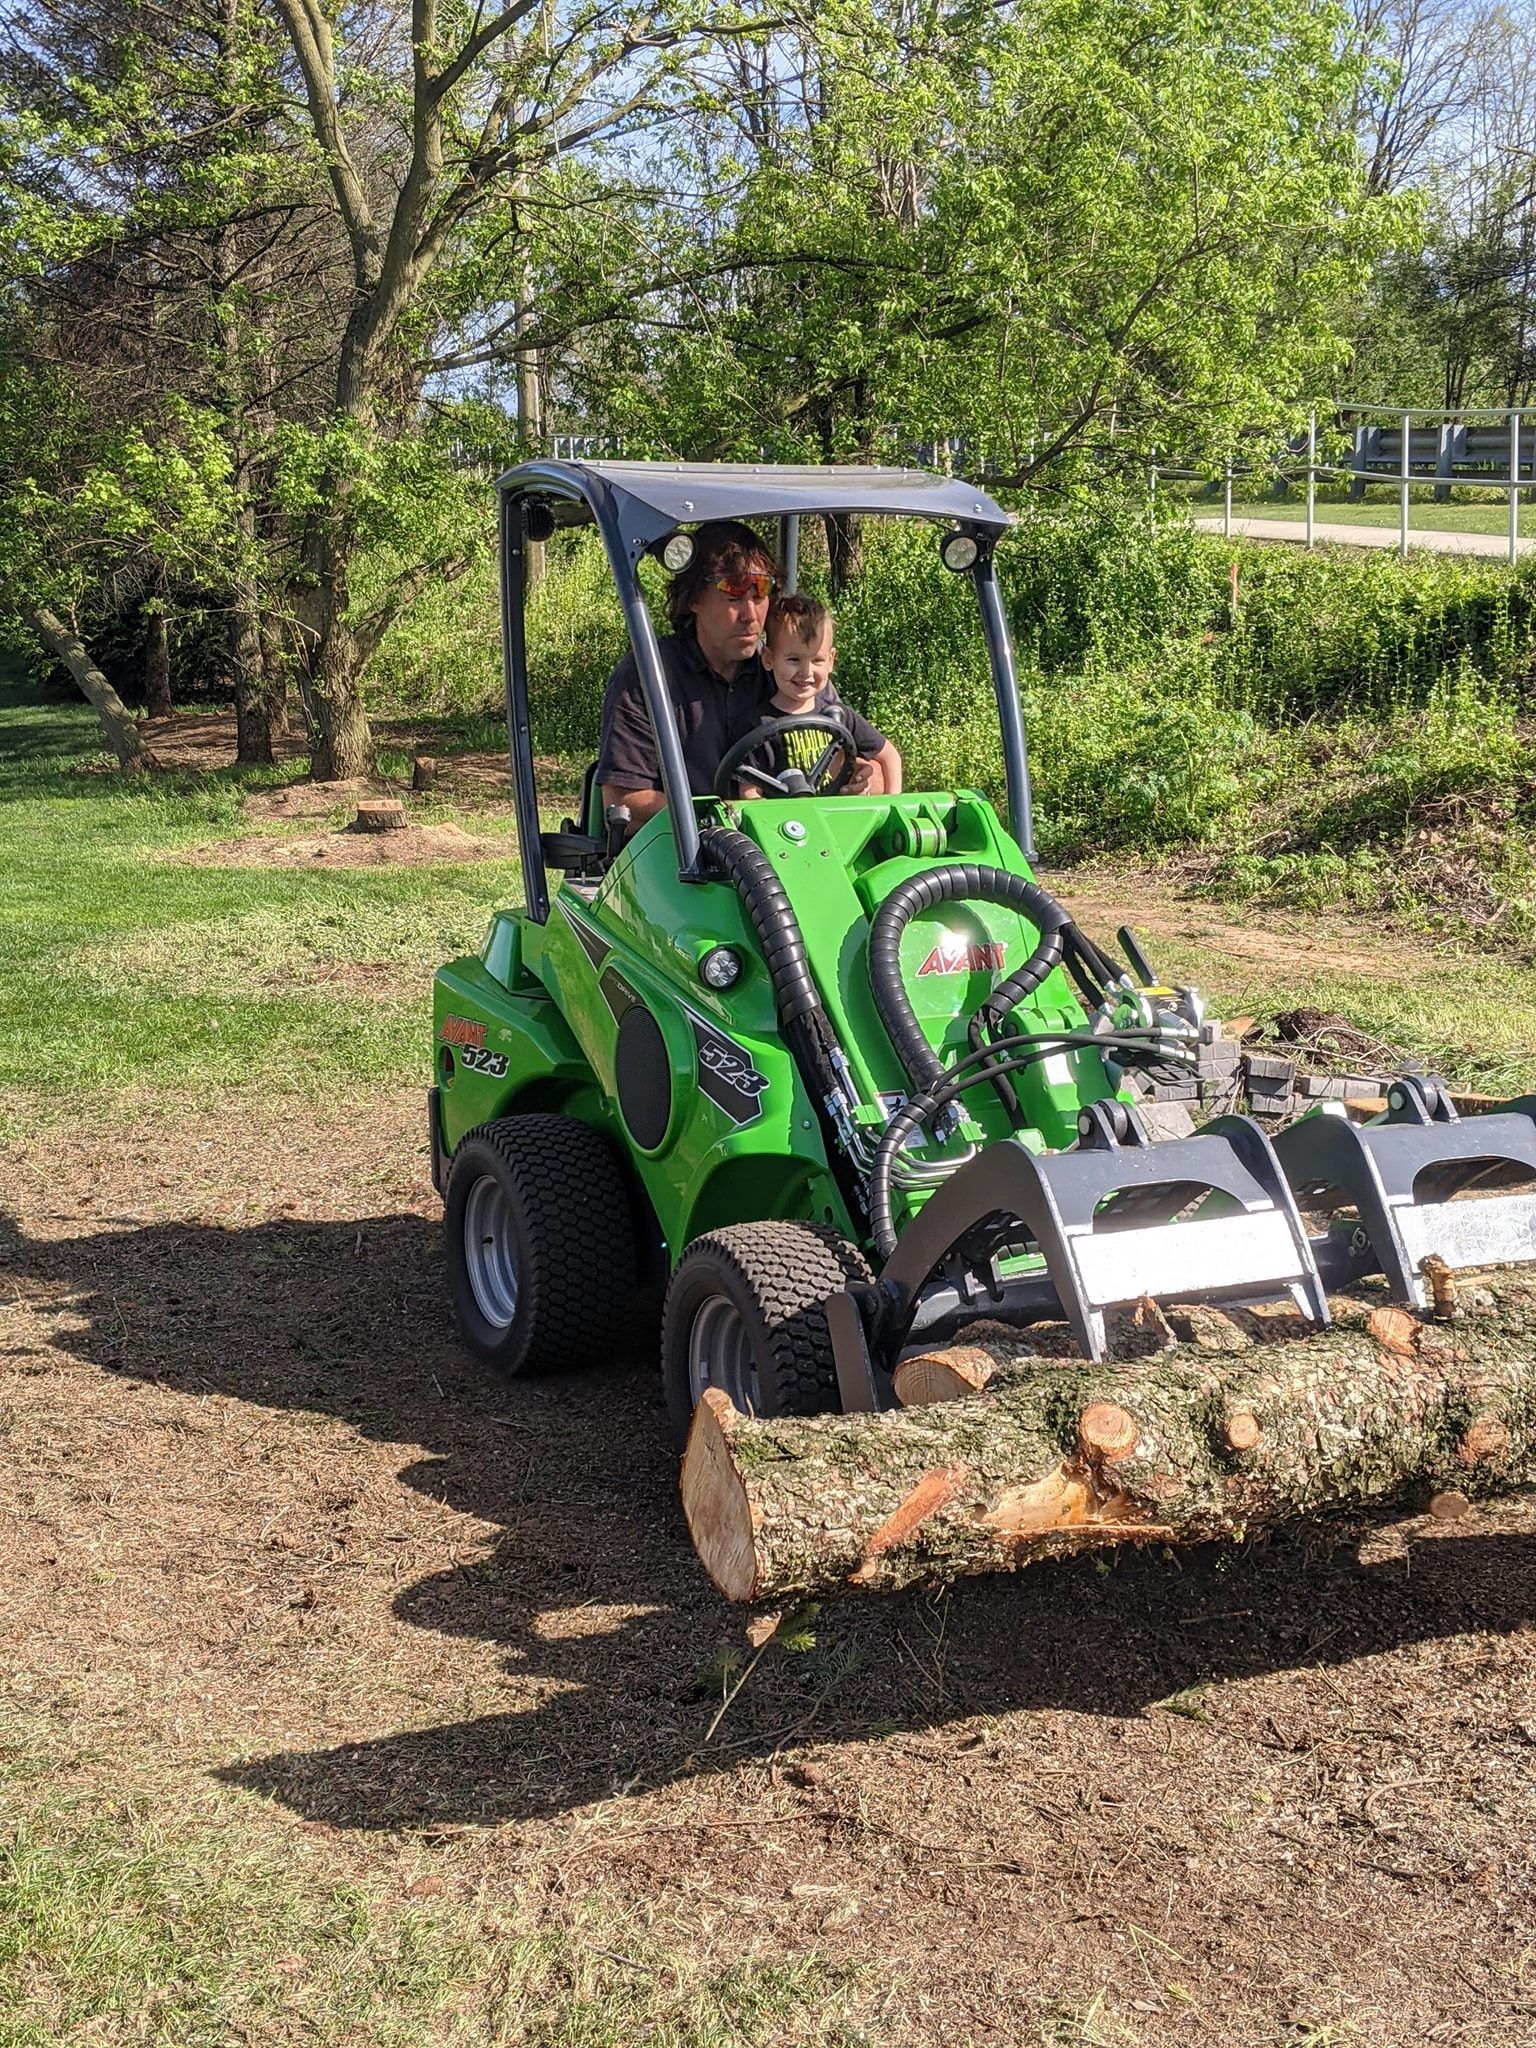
[431,462,1536,1599]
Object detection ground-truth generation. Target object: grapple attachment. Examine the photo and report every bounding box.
[1273,1076,1536,1309]
[857,1100,1329,1377]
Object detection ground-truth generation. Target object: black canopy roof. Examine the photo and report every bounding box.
[496,458,1012,554]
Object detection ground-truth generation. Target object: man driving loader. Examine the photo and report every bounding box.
[597,519,899,827]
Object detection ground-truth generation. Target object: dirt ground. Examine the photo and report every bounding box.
[4,1090,1535,2044]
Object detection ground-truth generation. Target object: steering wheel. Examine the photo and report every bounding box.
[712,714,858,799]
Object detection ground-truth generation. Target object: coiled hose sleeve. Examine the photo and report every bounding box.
[866,864,1074,1099]
[698,826,822,1025]
[698,826,867,1220]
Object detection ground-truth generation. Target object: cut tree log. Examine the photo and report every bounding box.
[680,1270,1536,1602]
[354,799,407,832]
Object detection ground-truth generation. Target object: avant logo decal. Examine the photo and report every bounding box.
[916,938,1007,976]
[439,1013,488,1047]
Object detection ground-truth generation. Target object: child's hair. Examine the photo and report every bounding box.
[766,590,831,647]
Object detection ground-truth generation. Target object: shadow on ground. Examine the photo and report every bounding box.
[6,1204,1534,1830]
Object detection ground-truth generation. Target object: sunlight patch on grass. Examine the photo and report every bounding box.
[0,675,524,1127]
[0,1738,868,2047]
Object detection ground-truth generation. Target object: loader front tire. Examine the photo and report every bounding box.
[445,1114,637,1378]
[661,1222,871,1447]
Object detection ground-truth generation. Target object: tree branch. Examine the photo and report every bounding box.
[271,0,380,283]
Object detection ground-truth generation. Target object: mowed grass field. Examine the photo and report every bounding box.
[5,669,1536,2046]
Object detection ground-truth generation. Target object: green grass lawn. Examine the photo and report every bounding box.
[11,662,1536,1128]
[0,675,525,1133]
[0,1714,863,2048]
[1188,487,1536,538]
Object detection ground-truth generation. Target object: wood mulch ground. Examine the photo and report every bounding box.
[4,1095,1536,2043]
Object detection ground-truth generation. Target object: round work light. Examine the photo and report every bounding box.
[699,946,743,990]
[661,531,696,572]
[523,500,556,542]
[940,529,980,573]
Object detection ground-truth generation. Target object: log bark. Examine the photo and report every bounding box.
[680,1271,1536,1603]
[32,607,152,770]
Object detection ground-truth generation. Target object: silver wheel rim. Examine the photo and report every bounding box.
[464,1173,520,1330]
[687,1294,759,1413]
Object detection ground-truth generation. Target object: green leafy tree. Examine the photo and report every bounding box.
[578,0,1389,533]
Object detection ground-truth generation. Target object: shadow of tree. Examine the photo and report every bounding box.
[7,1203,1533,1833]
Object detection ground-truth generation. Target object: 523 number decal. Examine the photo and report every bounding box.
[459,1046,509,1078]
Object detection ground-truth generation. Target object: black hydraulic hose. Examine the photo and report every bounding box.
[868,1026,1192,1259]
[867,864,1075,1099]
[698,825,823,1026]
[698,826,866,1220]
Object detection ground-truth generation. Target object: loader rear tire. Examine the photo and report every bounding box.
[445,1114,637,1378]
[661,1222,872,1448]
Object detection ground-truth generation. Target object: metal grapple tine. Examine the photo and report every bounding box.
[873,1106,1329,1364]
[1273,1076,1536,1309]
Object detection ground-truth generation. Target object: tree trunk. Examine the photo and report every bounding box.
[144,607,172,719]
[32,607,152,771]
[681,1273,1536,1603]
[231,583,273,766]
[296,508,375,780]
[306,612,374,779]
[260,616,292,737]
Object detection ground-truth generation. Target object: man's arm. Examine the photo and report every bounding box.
[601,783,666,831]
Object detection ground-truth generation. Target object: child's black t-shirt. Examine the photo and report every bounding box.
[756,683,886,780]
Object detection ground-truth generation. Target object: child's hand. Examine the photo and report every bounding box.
[844,756,877,794]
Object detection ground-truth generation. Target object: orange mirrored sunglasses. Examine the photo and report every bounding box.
[708,573,777,601]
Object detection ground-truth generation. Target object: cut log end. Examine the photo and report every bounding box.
[892,1348,995,1408]
[1222,1407,1262,1454]
[1459,1416,1511,1466]
[1367,1305,1423,1358]
[1078,1400,1139,1462]
[355,800,407,833]
[680,1389,761,1603]
[1428,1488,1472,1522]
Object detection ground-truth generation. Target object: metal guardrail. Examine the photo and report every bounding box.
[468,411,1536,564]
[1158,406,1535,563]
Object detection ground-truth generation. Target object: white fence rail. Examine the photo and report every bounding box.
[464,409,1536,565]
[1160,405,1535,563]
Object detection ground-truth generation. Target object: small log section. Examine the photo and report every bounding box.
[354,799,407,832]
[680,1271,1536,1603]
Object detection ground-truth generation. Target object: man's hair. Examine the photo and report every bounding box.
[766,591,830,647]
[667,520,779,630]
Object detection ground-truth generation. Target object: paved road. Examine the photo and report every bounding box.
[1192,514,1533,558]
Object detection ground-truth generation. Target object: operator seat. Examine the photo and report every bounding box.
[539,760,609,877]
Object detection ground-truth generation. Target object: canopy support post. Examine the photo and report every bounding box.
[778,514,800,594]
[499,490,549,922]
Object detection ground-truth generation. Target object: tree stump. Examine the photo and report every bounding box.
[354,800,407,833]
[680,1269,1536,1602]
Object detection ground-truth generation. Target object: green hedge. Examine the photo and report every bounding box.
[366,503,1536,861]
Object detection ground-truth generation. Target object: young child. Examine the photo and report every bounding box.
[747,592,902,795]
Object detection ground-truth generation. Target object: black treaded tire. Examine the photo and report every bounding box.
[660,1221,872,1447]
[444,1113,638,1378]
